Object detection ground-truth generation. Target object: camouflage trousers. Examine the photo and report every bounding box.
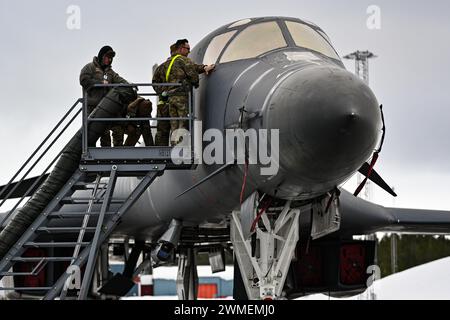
[100,125,125,147]
[155,101,170,146]
[168,96,189,145]
[123,123,154,146]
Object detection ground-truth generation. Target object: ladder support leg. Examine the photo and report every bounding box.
[78,168,117,300]
[60,174,102,300]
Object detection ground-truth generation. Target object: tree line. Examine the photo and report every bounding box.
[377,234,450,277]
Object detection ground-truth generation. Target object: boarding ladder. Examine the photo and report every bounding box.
[0,83,196,299]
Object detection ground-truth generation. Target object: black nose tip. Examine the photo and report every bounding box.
[348,112,358,120]
[339,112,360,135]
[266,66,381,185]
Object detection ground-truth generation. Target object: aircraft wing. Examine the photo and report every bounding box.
[384,207,450,234]
[338,189,450,236]
[0,174,49,200]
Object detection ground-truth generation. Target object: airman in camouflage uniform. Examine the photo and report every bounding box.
[152,44,176,146]
[153,39,215,145]
[80,46,128,147]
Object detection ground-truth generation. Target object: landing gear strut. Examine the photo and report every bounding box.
[176,247,198,300]
[231,197,300,300]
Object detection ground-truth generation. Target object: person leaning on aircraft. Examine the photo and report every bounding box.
[152,44,177,146]
[153,39,215,146]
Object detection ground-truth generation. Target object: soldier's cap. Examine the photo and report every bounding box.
[175,39,188,46]
[98,45,116,60]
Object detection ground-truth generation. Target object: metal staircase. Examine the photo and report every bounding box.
[0,166,163,299]
[0,82,196,299]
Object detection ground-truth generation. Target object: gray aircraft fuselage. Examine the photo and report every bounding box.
[113,17,381,239]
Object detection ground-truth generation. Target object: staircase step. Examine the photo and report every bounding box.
[73,181,108,188]
[23,242,90,248]
[48,211,116,218]
[60,197,126,204]
[0,287,52,291]
[11,257,74,262]
[0,271,39,276]
[36,227,97,233]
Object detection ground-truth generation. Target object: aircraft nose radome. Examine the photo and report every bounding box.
[266,66,381,183]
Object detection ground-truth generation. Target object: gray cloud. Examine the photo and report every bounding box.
[1,0,449,209]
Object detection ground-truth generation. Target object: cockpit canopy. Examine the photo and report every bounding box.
[202,18,340,65]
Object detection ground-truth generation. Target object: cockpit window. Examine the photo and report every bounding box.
[285,21,340,60]
[203,31,237,65]
[228,18,252,28]
[220,21,287,63]
[317,30,332,44]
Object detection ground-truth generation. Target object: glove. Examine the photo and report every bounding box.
[204,64,216,75]
[161,91,169,102]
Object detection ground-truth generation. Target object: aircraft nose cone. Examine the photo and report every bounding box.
[266,65,381,187]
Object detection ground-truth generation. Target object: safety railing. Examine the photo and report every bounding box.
[0,99,83,227]
[81,83,196,167]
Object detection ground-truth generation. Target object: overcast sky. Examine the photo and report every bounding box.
[0,0,450,210]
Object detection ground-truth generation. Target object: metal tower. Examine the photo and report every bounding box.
[343,50,377,201]
[390,187,398,274]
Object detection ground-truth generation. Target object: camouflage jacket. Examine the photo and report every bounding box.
[80,57,128,107]
[152,55,205,96]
